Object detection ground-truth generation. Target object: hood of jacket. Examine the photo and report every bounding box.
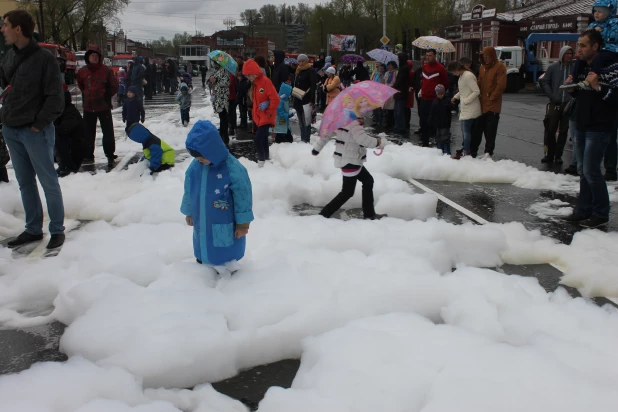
[180,82,189,91]
[185,120,229,165]
[127,123,150,144]
[84,45,102,64]
[242,59,263,78]
[481,47,498,66]
[279,82,292,99]
[273,50,285,67]
[593,0,617,19]
[559,45,574,66]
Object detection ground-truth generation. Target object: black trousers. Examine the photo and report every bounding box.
[201,73,206,87]
[419,98,433,146]
[0,166,8,183]
[275,129,293,143]
[471,111,500,156]
[228,100,237,131]
[238,104,248,127]
[320,167,375,218]
[218,110,229,146]
[144,83,153,100]
[83,110,115,159]
[254,125,270,162]
[544,103,570,160]
[405,107,412,130]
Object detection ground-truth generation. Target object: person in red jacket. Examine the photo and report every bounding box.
[228,71,237,136]
[406,60,415,131]
[76,45,119,166]
[242,59,280,167]
[418,49,448,146]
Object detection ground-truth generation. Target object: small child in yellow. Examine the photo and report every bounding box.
[126,123,175,174]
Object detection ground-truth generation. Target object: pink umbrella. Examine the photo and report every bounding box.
[319,81,398,141]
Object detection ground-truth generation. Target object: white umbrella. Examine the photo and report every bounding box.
[412,36,455,53]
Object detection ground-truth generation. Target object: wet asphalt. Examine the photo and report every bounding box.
[1,87,616,410]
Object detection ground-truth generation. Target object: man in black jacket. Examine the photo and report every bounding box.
[393,53,409,133]
[0,9,66,249]
[293,54,317,143]
[564,29,618,228]
[272,50,289,92]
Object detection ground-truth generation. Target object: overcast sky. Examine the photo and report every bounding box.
[118,0,323,43]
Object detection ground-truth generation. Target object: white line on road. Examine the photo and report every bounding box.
[408,178,618,306]
[112,151,137,172]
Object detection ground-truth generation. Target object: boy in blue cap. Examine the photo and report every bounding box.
[181,120,254,272]
[122,86,145,128]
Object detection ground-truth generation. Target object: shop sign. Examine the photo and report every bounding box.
[519,20,575,33]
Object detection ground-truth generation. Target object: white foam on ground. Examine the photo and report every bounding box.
[0,96,617,410]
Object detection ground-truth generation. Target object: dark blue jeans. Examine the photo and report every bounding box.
[254,125,270,162]
[180,108,190,124]
[603,127,617,177]
[460,118,476,154]
[574,130,611,219]
[3,124,65,235]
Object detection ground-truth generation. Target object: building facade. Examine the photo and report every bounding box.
[446,0,593,62]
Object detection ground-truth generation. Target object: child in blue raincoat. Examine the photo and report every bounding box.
[181,120,254,269]
[273,82,294,143]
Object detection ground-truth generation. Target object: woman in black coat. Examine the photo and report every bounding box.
[55,91,87,176]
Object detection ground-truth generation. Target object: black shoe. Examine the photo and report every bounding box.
[604,173,617,182]
[229,128,236,136]
[579,216,609,228]
[46,233,65,249]
[564,165,578,176]
[413,129,422,135]
[57,167,72,178]
[365,213,387,220]
[541,156,553,164]
[563,214,589,223]
[554,158,563,165]
[82,156,95,164]
[7,231,44,248]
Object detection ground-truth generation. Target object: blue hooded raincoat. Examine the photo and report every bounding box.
[590,0,618,53]
[181,120,254,265]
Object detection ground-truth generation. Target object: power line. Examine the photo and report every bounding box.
[122,10,233,20]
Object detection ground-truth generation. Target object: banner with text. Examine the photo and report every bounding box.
[329,34,357,51]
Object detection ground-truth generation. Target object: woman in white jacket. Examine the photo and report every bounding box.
[448,61,482,157]
[312,119,382,220]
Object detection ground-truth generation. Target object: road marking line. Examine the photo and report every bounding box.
[408,178,489,224]
[112,151,137,172]
[26,239,48,261]
[408,178,618,306]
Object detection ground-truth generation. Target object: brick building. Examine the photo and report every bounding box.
[191,29,271,59]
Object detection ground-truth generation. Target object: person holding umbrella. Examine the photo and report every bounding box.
[313,81,397,220]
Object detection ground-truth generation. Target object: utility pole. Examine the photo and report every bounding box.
[38,0,45,40]
[195,15,197,35]
[382,0,386,38]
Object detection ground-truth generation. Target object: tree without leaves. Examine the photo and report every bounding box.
[295,3,312,25]
[240,9,261,26]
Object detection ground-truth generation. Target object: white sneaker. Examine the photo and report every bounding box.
[258,160,265,168]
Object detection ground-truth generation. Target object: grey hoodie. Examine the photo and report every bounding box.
[539,46,574,106]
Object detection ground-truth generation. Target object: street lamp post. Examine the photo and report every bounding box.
[320,17,324,53]
[383,0,386,38]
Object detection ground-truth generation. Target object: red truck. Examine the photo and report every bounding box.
[39,43,77,84]
[112,53,134,74]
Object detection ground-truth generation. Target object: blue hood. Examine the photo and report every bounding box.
[279,82,292,99]
[127,123,150,143]
[185,120,229,165]
[593,0,617,19]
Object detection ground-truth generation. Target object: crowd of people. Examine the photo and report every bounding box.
[1,1,617,258]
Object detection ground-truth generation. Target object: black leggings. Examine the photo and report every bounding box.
[320,167,375,218]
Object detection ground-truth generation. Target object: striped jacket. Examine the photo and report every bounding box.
[313,120,379,169]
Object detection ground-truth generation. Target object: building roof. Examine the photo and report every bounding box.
[496,0,592,21]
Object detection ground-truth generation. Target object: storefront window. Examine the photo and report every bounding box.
[483,39,492,48]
